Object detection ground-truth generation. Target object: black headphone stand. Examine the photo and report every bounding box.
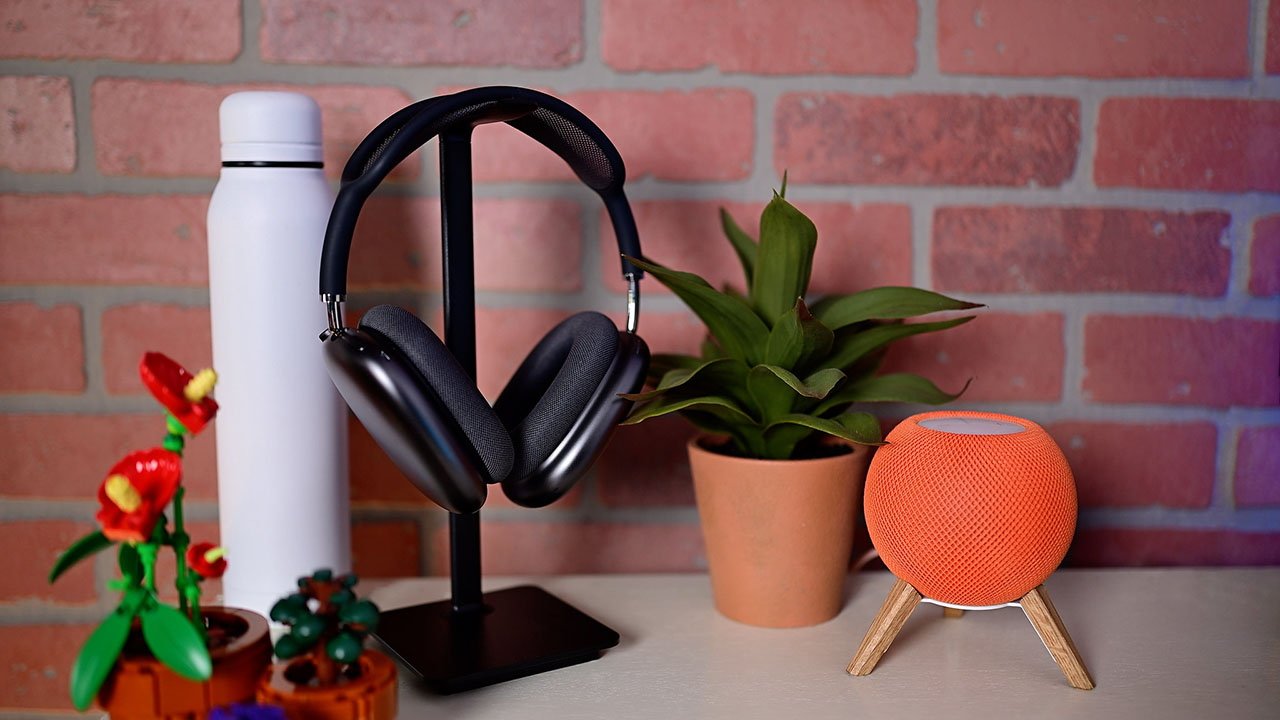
[370,128,620,694]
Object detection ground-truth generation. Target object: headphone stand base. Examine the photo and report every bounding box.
[371,584,620,694]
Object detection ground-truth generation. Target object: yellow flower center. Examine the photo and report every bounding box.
[184,368,218,402]
[104,474,142,512]
[203,546,227,564]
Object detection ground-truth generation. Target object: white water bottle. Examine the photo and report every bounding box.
[208,91,350,619]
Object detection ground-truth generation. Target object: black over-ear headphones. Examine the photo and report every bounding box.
[318,87,650,515]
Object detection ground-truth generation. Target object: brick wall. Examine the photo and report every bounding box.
[1,0,1278,711]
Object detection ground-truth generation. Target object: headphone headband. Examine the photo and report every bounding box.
[319,87,644,305]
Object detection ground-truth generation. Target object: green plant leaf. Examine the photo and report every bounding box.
[827,317,975,370]
[815,373,971,416]
[746,365,796,424]
[69,604,134,711]
[750,193,817,325]
[760,423,814,460]
[49,531,111,584]
[621,358,743,402]
[756,365,846,399]
[811,287,984,331]
[720,207,757,286]
[647,353,703,382]
[140,602,211,681]
[764,298,833,370]
[625,256,770,365]
[765,412,884,446]
[623,394,756,426]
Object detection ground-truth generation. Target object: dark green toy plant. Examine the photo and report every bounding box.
[269,569,380,686]
[47,352,226,711]
[622,179,982,459]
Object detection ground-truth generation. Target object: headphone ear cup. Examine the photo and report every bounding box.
[358,305,514,485]
[494,312,632,501]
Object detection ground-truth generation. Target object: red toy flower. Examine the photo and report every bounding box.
[187,542,228,579]
[139,352,219,434]
[96,449,182,543]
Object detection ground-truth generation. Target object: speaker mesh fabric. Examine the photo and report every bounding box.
[863,411,1077,606]
[494,312,619,481]
[358,305,514,483]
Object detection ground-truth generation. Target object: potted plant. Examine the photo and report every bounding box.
[256,569,397,720]
[622,180,981,627]
[48,352,273,716]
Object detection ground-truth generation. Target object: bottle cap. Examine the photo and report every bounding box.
[219,91,323,164]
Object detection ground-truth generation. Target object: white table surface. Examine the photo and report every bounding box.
[368,568,1280,720]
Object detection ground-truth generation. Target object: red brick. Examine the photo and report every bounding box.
[0,0,240,62]
[933,206,1231,296]
[468,89,754,182]
[1095,98,1280,192]
[1250,215,1280,297]
[1269,0,1280,75]
[0,302,85,392]
[101,304,211,396]
[596,416,698,507]
[0,520,99,605]
[352,519,421,578]
[474,306,573,401]
[1235,426,1280,507]
[0,415,218,501]
[0,194,209,285]
[430,521,705,575]
[0,75,74,172]
[260,0,582,67]
[1047,422,1217,508]
[0,624,93,710]
[1069,528,1280,567]
[776,94,1079,187]
[92,78,415,179]
[938,0,1249,78]
[601,0,916,75]
[350,196,581,292]
[604,201,911,296]
[618,310,704,357]
[884,312,1064,402]
[1084,316,1279,407]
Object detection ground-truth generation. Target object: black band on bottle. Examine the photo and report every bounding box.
[222,161,324,169]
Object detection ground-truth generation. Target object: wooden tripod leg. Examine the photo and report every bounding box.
[1020,585,1095,690]
[942,607,965,618]
[847,578,922,676]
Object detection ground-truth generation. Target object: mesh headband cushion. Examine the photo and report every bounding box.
[494,312,620,481]
[358,305,514,484]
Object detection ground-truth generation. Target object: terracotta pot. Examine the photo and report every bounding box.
[98,606,273,719]
[689,436,872,628]
[256,650,397,720]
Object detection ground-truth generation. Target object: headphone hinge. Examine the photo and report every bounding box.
[321,294,346,339]
[625,274,640,333]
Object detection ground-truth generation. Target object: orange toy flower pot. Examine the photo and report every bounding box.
[98,607,272,719]
[257,650,397,720]
[688,436,872,628]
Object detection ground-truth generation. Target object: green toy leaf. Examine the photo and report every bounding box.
[274,633,303,659]
[49,531,112,584]
[117,543,142,584]
[765,412,884,446]
[827,317,975,370]
[750,193,817,325]
[811,287,984,331]
[338,600,381,633]
[327,631,364,664]
[69,604,133,711]
[626,256,770,365]
[764,298,833,370]
[720,207,757,286]
[269,594,309,625]
[815,373,972,416]
[140,602,211,681]
[290,613,327,648]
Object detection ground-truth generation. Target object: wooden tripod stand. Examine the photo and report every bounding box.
[847,578,1095,690]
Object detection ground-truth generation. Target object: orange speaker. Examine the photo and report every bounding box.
[847,411,1094,690]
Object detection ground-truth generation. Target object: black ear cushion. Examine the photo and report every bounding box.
[493,311,620,481]
[358,305,514,484]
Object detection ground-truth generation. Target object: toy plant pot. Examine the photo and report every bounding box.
[98,607,272,719]
[688,436,872,628]
[257,650,397,720]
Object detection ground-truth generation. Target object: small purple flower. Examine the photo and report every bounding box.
[208,703,287,720]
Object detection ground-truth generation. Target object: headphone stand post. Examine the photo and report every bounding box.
[369,127,620,694]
